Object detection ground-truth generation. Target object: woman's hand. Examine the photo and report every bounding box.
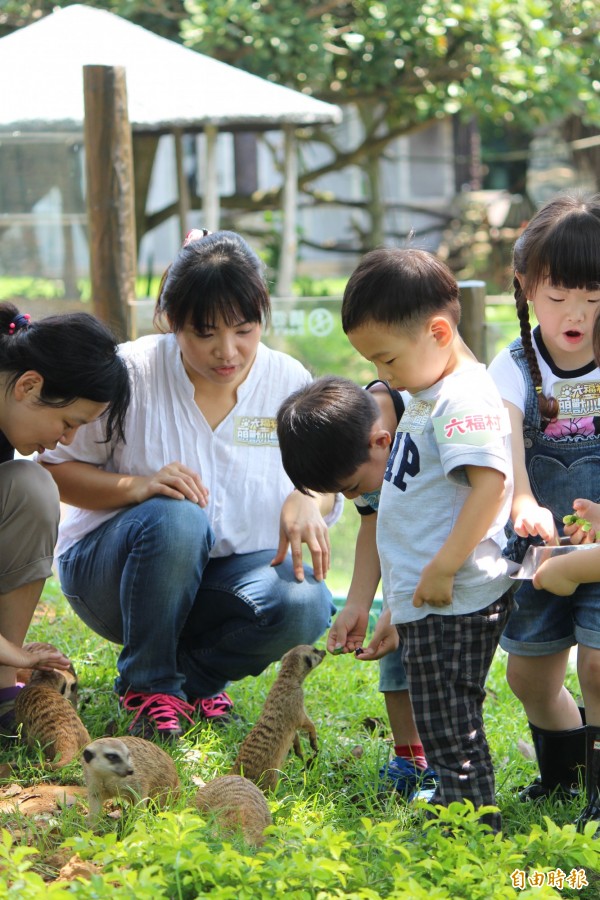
[271,491,331,581]
[130,462,209,507]
[0,638,71,672]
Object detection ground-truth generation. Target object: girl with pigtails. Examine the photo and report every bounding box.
[488,192,600,828]
[0,302,130,738]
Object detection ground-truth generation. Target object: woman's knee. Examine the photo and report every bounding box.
[2,460,60,528]
[131,497,214,560]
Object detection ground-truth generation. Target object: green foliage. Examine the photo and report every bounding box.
[182,0,600,130]
[0,587,598,896]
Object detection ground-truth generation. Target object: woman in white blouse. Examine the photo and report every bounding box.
[41,230,338,740]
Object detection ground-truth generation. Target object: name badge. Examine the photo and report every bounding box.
[433,407,511,446]
[552,380,600,418]
[233,416,279,447]
[400,399,435,434]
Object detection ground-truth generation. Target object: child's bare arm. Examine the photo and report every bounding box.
[533,545,600,595]
[328,514,379,653]
[505,402,556,543]
[413,465,507,608]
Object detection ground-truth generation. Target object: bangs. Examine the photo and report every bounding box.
[188,290,267,331]
[525,212,600,292]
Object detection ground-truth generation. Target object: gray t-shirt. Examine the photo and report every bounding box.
[376,363,514,624]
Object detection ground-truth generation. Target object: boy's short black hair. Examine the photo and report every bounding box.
[277,375,379,494]
[341,248,460,334]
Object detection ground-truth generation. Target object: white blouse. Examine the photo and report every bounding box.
[42,334,342,558]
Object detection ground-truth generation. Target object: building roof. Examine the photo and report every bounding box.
[0,4,342,133]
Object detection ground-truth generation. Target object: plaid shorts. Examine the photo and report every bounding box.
[397,589,513,830]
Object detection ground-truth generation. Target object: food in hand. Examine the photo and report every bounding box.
[332,646,344,655]
[563,514,592,532]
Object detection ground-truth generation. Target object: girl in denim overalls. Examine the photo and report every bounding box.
[488,192,600,828]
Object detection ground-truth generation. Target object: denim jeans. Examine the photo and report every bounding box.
[57,497,335,700]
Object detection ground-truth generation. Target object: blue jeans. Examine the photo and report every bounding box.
[57,497,334,700]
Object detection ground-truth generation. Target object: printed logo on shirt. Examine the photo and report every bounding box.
[552,380,600,418]
[233,416,279,446]
[384,432,420,491]
[433,407,511,446]
[400,399,435,434]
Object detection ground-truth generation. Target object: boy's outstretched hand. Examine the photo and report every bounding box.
[354,607,399,661]
[327,603,369,655]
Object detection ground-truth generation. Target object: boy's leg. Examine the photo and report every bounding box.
[399,591,512,830]
[178,551,334,700]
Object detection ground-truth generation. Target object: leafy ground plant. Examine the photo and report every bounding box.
[0,581,598,898]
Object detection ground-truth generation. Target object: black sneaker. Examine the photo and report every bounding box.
[120,690,195,740]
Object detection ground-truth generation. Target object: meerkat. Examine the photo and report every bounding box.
[230,644,325,792]
[194,775,273,846]
[82,735,180,826]
[16,657,79,708]
[14,667,90,769]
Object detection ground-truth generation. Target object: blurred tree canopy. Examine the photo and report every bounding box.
[2,0,599,251]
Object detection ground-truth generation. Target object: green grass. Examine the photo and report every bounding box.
[1,580,598,897]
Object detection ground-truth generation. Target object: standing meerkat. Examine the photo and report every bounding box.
[82,735,180,826]
[230,644,325,792]
[14,667,90,769]
[194,775,273,846]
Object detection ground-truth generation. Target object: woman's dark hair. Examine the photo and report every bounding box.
[341,248,460,335]
[277,375,379,494]
[155,230,271,332]
[0,302,130,442]
[513,191,600,422]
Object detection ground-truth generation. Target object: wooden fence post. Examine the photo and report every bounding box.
[458,279,487,363]
[83,65,136,341]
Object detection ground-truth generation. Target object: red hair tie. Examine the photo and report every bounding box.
[8,313,31,335]
[183,228,211,247]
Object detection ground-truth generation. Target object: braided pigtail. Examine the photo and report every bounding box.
[514,277,558,422]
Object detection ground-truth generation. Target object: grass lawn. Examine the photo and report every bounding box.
[0,580,598,898]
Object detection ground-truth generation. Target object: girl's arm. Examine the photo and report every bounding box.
[505,401,556,543]
[327,513,380,653]
[533,545,600,595]
[40,459,209,510]
[413,464,507,608]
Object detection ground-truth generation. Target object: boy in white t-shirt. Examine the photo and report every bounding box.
[340,248,514,832]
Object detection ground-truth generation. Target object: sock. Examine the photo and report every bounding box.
[395,743,428,770]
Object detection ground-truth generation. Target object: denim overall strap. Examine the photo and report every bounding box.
[508,337,600,526]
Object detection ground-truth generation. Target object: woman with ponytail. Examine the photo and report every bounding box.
[0,301,130,736]
[488,192,600,827]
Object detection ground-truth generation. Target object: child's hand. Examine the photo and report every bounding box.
[0,637,71,671]
[532,556,579,596]
[355,608,399,661]
[564,499,600,544]
[327,604,369,655]
[513,498,558,544]
[412,560,454,608]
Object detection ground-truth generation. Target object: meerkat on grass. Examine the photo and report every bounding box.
[82,735,180,826]
[230,644,325,792]
[14,667,90,769]
[194,774,273,846]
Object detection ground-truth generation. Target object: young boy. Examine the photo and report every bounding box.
[340,247,514,832]
[277,374,437,799]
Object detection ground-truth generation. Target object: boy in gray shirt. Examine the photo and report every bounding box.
[342,248,514,832]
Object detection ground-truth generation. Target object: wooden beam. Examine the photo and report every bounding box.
[83,65,137,341]
[458,280,487,362]
[276,125,298,297]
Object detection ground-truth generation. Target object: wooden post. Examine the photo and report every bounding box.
[203,124,220,231]
[174,128,190,240]
[276,125,298,297]
[83,65,136,341]
[458,279,487,363]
